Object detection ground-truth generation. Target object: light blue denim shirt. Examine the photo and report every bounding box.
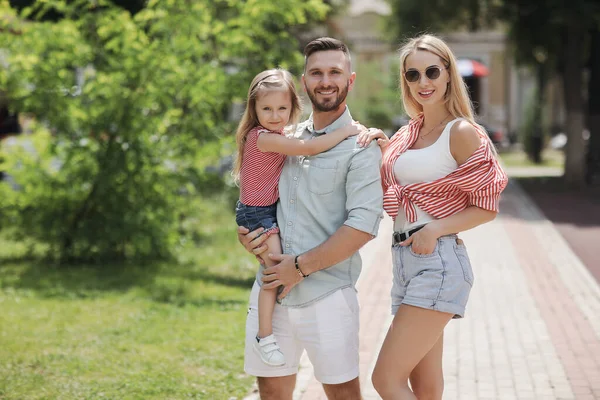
[270,106,384,308]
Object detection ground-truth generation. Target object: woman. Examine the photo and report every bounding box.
[357,34,507,399]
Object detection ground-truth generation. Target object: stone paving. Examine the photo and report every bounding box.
[244,181,600,399]
[294,181,600,400]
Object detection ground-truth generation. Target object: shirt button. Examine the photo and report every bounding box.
[293,177,298,181]
[285,244,290,248]
[290,199,294,204]
[287,221,292,226]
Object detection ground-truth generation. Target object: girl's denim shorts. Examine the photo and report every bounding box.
[391,234,474,319]
[235,200,279,236]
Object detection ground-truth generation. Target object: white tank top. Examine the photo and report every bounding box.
[393,118,462,232]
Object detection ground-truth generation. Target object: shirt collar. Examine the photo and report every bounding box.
[306,106,353,136]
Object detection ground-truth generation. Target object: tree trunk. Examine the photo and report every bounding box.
[529,62,546,164]
[586,26,600,185]
[562,21,586,188]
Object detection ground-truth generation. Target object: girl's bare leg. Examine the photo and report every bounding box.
[371,305,453,400]
[257,232,283,338]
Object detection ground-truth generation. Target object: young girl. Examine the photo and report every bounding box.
[357,34,508,399]
[232,68,361,367]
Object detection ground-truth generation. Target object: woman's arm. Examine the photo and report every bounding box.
[402,206,497,255]
[356,128,390,150]
[256,123,364,156]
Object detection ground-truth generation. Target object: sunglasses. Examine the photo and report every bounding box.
[404,66,445,83]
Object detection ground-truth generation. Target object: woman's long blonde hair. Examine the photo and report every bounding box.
[232,68,302,183]
[399,34,475,122]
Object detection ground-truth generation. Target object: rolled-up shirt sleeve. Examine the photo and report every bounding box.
[467,179,507,212]
[344,143,384,236]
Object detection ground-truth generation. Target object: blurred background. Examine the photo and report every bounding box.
[0,0,598,399]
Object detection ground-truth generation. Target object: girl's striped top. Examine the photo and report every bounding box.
[239,126,286,206]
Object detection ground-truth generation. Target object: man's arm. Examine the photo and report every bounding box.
[294,225,373,275]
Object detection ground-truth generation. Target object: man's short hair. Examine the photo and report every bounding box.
[303,37,351,70]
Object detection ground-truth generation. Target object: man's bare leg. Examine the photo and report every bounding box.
[322,377,361,400]
[257,375,296,400]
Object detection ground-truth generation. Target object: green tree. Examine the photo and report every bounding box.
[498,0,600,186]
[497,0,561,164]
[0,0,328,262]
[349,59,402,131]
[586,26,600,185]
[387,0,496,38]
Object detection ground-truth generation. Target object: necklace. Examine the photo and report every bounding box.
[419,113,451,140]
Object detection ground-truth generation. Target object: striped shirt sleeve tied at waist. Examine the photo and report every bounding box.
[381,114,508,222]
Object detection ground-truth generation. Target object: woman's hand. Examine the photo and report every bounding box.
[357,127,390,149]
[237,226,268,262]
[400,224,440,255]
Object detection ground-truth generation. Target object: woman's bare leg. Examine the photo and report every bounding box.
[371,305,453,400]
[409,334,444,400]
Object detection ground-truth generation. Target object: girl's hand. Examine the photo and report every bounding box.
[400,224,440,255]
[341,121,367,138]
[357,127,389,149]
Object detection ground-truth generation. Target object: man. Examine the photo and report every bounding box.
[238,37,384,399]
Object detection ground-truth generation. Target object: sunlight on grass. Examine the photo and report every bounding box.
[499,149,564,168]
[0,194,259,399]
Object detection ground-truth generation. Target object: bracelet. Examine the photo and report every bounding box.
[294,255,309,278]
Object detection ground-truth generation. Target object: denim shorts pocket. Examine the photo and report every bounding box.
[454,244,474,286]
[308,159,338,195]
[408,242,439,259]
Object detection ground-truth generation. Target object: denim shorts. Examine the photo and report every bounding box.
[235,200,279,234]
[391,235,474,318]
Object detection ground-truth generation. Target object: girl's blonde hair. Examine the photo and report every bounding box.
[232,68,302,183]
[399,34,475,122]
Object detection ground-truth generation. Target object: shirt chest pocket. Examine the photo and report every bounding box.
[307,158,339,195]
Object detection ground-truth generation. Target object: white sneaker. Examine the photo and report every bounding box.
[253,334,286,366]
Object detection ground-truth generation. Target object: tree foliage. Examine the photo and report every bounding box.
[0,0,328,262]
[387,0,497,39]
[498,0,600,185]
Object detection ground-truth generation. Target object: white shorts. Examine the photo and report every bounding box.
[244,281,360,385]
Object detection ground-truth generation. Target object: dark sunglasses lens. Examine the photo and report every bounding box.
[426,67,441,80]
[405,70,420,82]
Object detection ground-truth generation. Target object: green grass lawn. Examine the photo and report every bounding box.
[0,195,258,400]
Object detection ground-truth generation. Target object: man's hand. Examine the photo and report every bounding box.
[400,224,440,255]
[261,253,303,300]
[237,226,269,261]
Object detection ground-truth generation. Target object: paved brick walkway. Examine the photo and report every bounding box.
[292,182,600,400]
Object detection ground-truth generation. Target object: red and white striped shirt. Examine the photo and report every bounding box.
[381,114,508,222]
[239,126,286,206]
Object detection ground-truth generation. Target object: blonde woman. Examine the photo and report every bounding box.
[357,34,507,399]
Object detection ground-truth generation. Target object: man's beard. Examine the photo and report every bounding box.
[306,81,350,112]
